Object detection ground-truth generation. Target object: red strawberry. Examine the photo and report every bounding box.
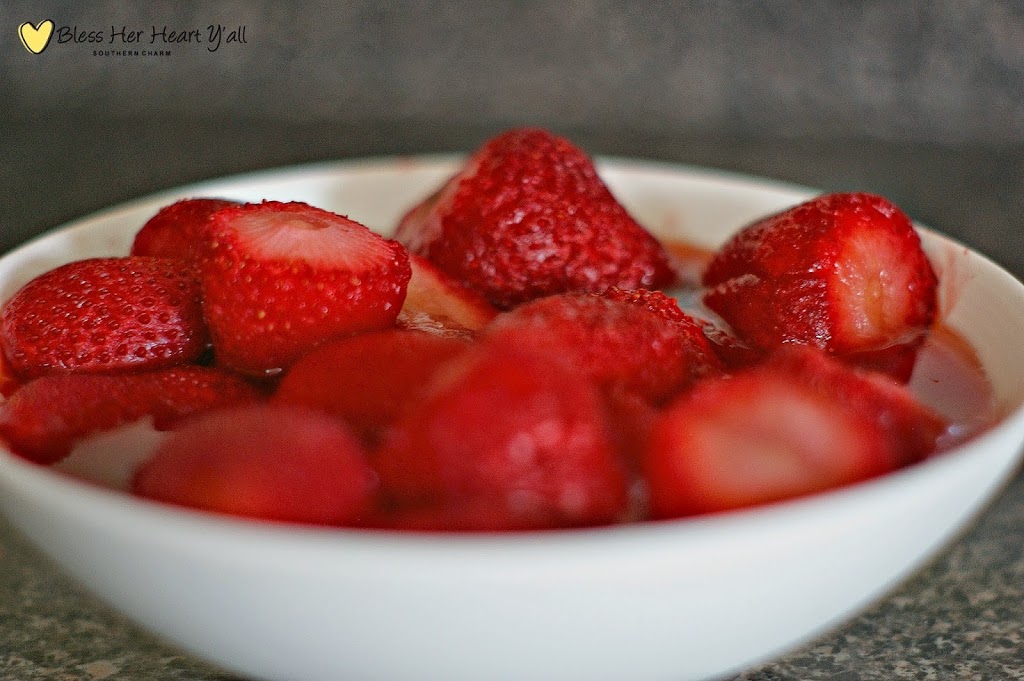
[644,361,897,518]
[0,366,263,464]
[131,198,240,262]
[483,292,721,404]
[397,254,497,333]
[198,201,411,375]
[1,257,208,378]
[766,346,947,466]
[374,343,629,528]
[702,192,938,357]
[273,329,471,444]
[0,351,22,398]
[133,404,376,525]
[365,499,564,533]
[395,128,677,308]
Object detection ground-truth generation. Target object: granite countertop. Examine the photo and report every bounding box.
[1,119,1023,681]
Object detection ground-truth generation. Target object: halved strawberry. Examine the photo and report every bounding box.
[702,193,938,358]
[133,404,376,525]
[397,253,497,333]
[766,346,947,466]
[0,366,263,464]
[483,291,721,405]
[395,128,677,308]
[273,329,471,444]
[198,201,411,375]
[131,198,240,262]
[644,361,896,518]
[1,257,208,378]
[374,343,629,528]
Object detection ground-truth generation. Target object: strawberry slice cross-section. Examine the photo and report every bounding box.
[199,201,411,375]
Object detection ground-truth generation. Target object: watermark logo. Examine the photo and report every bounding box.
[16,20,248,57]
[18,19,54,54]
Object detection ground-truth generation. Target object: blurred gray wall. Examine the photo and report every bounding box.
[4,0,1024,145]
[2,1,1023,268]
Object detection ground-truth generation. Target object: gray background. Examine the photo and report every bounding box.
[2,2,1024,680]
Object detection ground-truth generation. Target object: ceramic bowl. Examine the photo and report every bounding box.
[1,158,1023,681]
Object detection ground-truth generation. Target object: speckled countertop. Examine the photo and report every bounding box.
[1,119,1023,680]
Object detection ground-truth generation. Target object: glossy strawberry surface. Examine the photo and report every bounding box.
[131,198,240,263]
[374,343,630,528]
[1,257,208,378]
[395,128,677,308]
[273,329,471,444]
[484,291,721,404]
[0,366,262,464]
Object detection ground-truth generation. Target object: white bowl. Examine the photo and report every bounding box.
[1,158,1023,681]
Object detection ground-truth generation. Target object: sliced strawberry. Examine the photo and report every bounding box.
[133,404,376,525]
[645,362,896,518]
[374,343,629,528]
[1,257,208,378]
[703,192,938,357]
[198,201,411,375]
[395,128,677,308]
[131,198,240,262]
[766,346,947,466]
[0,366,263,465]
[397,253,497,332]
[273,329,471,444]
[483,292,721,404]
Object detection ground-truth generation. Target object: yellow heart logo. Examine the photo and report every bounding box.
[19,20,54,54]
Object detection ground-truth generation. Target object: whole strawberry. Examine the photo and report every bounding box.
[395,128,677,308]
[1,257,208,378]
[702,192,938,358]
[198,201,411,375]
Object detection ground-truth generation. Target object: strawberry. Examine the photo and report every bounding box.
[273,329,471,444]
[198,201,411,375]
[644,361,897,518]
[132,404,376,525]
[0,257,208,378]
[765,346,947,466]
[702,192,938,358]
[395,128,677,308]
[374,343,629,528]
[0,351,22,398]
[0,366,263,464]
[397,253,497,333]
[131,198,240,262]
[483,291,721,405]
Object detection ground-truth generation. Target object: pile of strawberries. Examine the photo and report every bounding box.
[0,128,950,531]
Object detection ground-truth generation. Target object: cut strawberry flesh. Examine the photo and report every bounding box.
[399,254,497,332]
[703,192,937,357]
[199,201,411,375]
[645,365,895,518]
